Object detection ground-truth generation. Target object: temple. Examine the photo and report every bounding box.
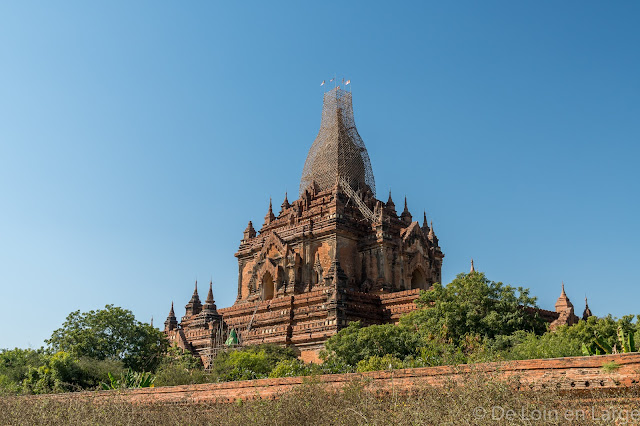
[164,87,591,366]
[165,88,443,363]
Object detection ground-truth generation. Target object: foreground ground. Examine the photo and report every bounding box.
[3,374,640,426]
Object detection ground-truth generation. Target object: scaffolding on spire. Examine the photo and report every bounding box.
[300,87,376,197]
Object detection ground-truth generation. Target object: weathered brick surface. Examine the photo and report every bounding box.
[35,353,640,405]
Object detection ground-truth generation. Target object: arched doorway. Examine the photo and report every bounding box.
[263,272,275,300]
[411,269,427,290]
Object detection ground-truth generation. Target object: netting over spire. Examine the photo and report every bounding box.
[300,87,376,197]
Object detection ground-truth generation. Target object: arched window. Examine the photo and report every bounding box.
[263,272,275,300]
[411,269,427,290]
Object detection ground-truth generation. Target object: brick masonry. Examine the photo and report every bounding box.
[32,353,640,404]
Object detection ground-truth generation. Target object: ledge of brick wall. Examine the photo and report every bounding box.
[32,353,640,404]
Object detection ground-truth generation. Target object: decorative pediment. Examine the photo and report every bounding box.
[258,231,288,259]
[401,221,427,246]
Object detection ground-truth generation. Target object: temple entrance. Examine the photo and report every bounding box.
[410,269,427,290]
[263,272,275,300]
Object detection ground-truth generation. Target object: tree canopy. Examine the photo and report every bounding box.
[322,272,549,369]
[209,344,297,382]
[400,272,546,344]
[46,304,168,371]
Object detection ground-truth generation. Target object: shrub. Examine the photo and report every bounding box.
[209,344,297,382]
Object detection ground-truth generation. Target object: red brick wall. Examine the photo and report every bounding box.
[34,353,640,404]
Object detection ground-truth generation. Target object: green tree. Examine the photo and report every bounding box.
[0,348,48,389]
[21,352,90,394]
[0,348,125,394]
[46,305,168,371]
[209,344,297,382]
[400,272,545,345]
[321,322,422,367]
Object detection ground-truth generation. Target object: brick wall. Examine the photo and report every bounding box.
[32,353,640,405]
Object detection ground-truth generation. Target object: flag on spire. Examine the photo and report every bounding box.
[320,80,325,86]
[345,79,351,85]
[330,77,335,82]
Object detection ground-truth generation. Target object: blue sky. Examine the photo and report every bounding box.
[1,2,638,349]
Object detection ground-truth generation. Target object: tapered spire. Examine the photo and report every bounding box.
[555,281,573,313]
[299,87,376,196]
[400,196,412,224]
[385,190,396,215]
[428,220,439,246]
[264,198,275,226]
[243,220,256,240]
[470,258,475,273]
[164,301,178,332]
[185,280,202,316]
[203,280,218,313]
[421,211,430,234]
[192,280,199,299]
[280,192,290,214]
[582,296,593,320]
[206,281,214,304]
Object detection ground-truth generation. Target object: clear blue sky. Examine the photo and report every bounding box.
[1,2,638,349]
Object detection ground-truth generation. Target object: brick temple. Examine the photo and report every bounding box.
[164,87,590,366]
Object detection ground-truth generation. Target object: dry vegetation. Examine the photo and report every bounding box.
[2,374,639,425]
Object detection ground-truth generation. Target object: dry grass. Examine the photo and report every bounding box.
[2,374,639,425]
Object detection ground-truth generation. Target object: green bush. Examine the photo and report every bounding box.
[269,359,320,377]
[356,354,403,372]
[321,322,421,366]
[154,346,208,387]
[209,344,297,382]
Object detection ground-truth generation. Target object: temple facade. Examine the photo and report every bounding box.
[165,88,444,363]
[164,87,590,366]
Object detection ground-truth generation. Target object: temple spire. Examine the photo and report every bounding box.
[554,281,574,313]
[421,211,430,234]
[185,280,202,316]
[243,220,256,240]
[164,301,178,332]
[385,190,396,215]
[280,192,290,214]
[299,87,376,196]
[264,198,275,226]
[428,220,439,246]
[206,281,214,304]
[400,196,412,224]
[470,258,475,273]
[582,295,593,320]
[203,280,218,313]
